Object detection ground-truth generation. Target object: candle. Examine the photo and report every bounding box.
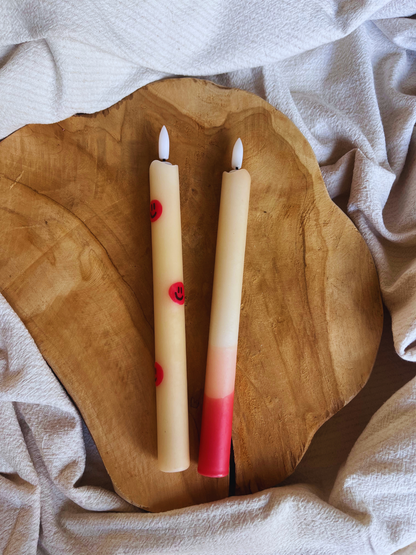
[198,138,251,478]
[149,126,189,472]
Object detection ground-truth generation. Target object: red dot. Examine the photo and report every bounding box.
[150,200,162,222]
[154,362,164,386]
[169,282,185,305]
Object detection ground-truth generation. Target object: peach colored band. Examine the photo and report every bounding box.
[204,344,237,398]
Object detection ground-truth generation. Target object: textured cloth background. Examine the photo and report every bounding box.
[0,1,416,554]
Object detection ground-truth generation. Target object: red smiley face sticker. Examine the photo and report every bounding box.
[169,282,185,305]
[150,200,162,222]
[154,362,164,386]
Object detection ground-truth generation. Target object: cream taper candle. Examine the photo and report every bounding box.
[149,126,189,473]
[198,138,251,478]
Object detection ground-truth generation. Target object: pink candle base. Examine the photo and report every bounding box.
[198,391,234,478]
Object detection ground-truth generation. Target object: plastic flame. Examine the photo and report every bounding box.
[159,125,170,161]
[231,138,243,170]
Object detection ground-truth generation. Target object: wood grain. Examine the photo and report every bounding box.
[0,78,383,510]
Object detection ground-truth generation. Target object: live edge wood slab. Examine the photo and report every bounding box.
[0,78,383,512]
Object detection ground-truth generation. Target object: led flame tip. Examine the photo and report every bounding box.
[231,138,243,170]
[159,125,170,161]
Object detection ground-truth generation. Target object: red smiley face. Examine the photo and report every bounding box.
[169,282,185,305]
[154,362,164,386]
[150,200,162,222]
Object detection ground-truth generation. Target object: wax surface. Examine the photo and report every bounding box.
[149,160,190,473]
[197,392,234,478]
[198,168,251,477]
[204,344,237,398]
[208,169,251,349]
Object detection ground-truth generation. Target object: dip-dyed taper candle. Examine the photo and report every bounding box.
[198,138,251,477]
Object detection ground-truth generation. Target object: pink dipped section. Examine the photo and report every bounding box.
[198,391,234,478]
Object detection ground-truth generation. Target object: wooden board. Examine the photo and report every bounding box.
[0,78,383,511]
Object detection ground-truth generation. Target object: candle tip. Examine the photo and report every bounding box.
[231,138,243,170]
[159,126,170,161]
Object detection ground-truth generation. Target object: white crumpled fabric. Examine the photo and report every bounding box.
[0,1,415,554]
